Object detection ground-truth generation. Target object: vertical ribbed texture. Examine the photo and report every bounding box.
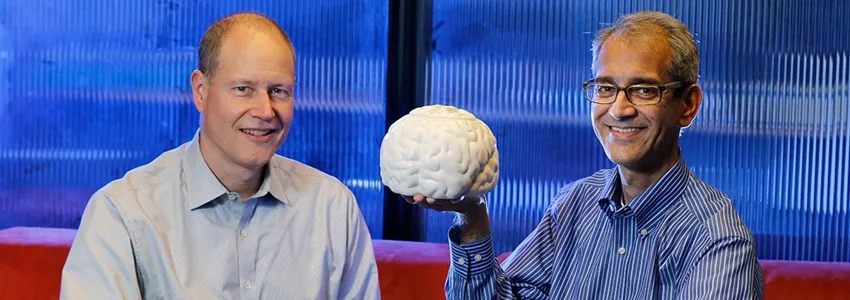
[0,0,387,239]
[426,0,850,262]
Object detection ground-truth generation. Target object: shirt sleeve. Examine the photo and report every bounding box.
[445,205,558,300]
[338,189,381,300]
[679,236,765,299]
[60,192,143,299]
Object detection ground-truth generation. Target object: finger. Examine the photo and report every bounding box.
[413,194,426,202]
[412,196,428,205]
[425,197,452,205]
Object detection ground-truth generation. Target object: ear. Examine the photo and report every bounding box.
[190,70,209,113]
[679,83,703,128]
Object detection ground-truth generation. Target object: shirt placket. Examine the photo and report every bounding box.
[235,195,260,299]
[611,209,634,299]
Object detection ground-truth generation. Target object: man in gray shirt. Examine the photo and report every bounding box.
[60,12,381,299]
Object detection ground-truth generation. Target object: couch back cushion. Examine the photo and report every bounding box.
[0,227,453,300]
[761,259,850,299]
[0,227,76,299]
[3,227,850,300]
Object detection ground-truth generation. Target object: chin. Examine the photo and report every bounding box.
[604,146,645,167]
[239,151,276,168]
[607,155,637,167]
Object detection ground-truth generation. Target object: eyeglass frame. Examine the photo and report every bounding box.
[581,80,688,106]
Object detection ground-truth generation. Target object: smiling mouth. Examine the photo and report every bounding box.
[610,126,643,133]
[240,129,277,136]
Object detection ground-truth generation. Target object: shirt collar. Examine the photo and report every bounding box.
[183,130,290,210]
[597,154,690,231]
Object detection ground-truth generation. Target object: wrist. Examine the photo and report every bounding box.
[454,199,491,243]
[455,198,487,225]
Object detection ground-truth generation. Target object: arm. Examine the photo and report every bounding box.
[338,190,381,300]
[60,192,142,299]
[445,203,558,300]
[679,237,764,299]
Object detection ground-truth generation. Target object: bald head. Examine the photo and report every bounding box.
[198,12,296,78]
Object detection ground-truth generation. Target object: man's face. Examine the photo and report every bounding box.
[192,27,295,171]
[591,34,699,171]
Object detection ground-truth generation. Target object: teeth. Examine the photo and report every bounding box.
[241,129,272,136]
[612,127,640,133]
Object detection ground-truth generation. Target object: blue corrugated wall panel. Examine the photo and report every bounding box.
[0,0,388,238]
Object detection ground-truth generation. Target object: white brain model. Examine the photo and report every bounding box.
[380,105,499,200]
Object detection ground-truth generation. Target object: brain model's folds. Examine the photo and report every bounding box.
[380,105,499,201]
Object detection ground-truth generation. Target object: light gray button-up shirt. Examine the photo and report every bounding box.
[60,131,381,299]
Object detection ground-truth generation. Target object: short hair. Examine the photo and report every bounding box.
[198,12,296,78]
[591,11,699,84]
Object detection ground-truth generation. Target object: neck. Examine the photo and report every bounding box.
[198,133,265,201]
[618,149,679,204]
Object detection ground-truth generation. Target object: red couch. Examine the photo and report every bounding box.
[2,227,850,299]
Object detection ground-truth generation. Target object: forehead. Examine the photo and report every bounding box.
[213,27,295,80]
[595,33,671,83]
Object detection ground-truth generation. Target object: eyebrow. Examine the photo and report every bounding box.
[592,76,663,86]
[226,79,294,88]
[227,79,258,86]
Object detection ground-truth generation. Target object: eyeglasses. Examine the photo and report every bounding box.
[582,80,684,106]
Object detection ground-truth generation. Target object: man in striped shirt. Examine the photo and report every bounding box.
[405,11,764,299]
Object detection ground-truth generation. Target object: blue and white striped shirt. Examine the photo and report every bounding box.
[447,158,764,299]
[60,130,381,300]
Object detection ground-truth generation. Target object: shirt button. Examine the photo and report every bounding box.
[244,280,253,290]
[640,229,649,236]
[240,229,248,238]
[618,247,626,255]
[227,193,236,201]
[474,254,482,262]
[457,258,466,265]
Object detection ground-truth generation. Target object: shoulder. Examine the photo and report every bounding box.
[551,168,613,207]
[80,143,188,228]
[97,144,185,201]
[568,168,614,193]
[99,143,184,197]
[269,154,355,201]
[547,168,614,219]
[680,175,755,242]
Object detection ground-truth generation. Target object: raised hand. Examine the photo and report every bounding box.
[400,193,491,243]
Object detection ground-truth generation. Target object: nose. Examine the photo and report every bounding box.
[251,93,276,121]
[608,90,637,120]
